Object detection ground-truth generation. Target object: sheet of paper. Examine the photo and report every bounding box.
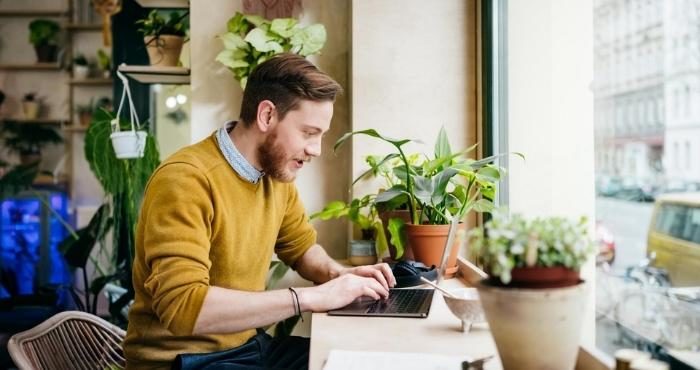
[323,349,471,370]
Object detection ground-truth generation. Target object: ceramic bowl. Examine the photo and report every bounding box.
[442,287,486,332]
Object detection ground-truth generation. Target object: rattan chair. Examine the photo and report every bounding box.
[7,310,126,370]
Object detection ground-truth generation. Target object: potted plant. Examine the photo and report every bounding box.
[335,127,513,273]
[29,19,60,63]
[215,12,327,88]
[469,211,595,370]
[96,49,112,78]
[1,122,63,165]
[76,101,94,127]
[310,194,389,266]
[21,93,40,119]
[72,53,90,80]
[136,10,189,67]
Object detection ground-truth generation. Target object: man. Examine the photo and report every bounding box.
[123,53,396,370]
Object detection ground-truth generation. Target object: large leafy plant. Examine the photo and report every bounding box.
[215,12,327,88]
[59,108,159,323]
[334,127,520,258]
[469,211,595,285]
[1,122,63,156]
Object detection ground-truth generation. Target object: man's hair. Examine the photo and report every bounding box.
[239,53,343,126]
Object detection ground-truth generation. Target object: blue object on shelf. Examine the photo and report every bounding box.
[0,191,72,300]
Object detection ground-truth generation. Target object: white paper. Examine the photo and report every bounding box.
[323,349,470,370]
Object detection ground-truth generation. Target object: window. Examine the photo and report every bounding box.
[593,0,700,365]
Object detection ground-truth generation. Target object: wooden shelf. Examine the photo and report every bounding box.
[0,9,68,17]
[63,126,89,133]
[134,0,188,8]
[0,63,62,71]
[65,23,102,31]
[118,65,190,84]
[1,118,67,126]
[69,78,113,86]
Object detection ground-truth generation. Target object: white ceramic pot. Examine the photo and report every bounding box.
[73,65,90,80]
[110,131,147,159]
[476,281,589,370]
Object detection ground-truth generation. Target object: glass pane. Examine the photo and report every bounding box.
[594,0,700,365]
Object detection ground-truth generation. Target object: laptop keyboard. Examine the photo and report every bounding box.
[366,289,432,314]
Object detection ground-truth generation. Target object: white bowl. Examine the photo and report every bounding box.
[442,287,486,332]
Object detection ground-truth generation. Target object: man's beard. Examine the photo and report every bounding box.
[258,131,295,182]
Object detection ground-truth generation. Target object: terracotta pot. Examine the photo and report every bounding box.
[144,35,184,67]
[378,210,413,261]
[404,223,466,271]
[476,281,589,370]
[492,266,581,289]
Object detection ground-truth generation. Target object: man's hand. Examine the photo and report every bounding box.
[298,272,391,312]
[340,263,397,291]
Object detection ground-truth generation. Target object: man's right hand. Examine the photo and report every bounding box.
[297,273,390,312]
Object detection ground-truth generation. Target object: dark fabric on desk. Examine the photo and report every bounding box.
[173,331,309,370]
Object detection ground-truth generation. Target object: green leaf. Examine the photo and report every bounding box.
[0,163,39,199]
[352,153,399,185]
[290,24,326,56]
[375,186,409,204]
[476,165,501,182]
[373,220,389,257]
[334,129,415,153]
[245,28,283,53]
[309,200,348,220]
[387,217,407,259]
[219,32,248,50]
[243,14,266,27]
[434,126,451,159]
[472,199,494,213]
[270,18,298,38]
[226,12,246,33]
[215,50,250,69]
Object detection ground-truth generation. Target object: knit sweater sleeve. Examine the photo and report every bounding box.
[140,162,213,336]
[274,184,317,268]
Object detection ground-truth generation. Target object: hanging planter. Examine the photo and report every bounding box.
[110,70,147,159]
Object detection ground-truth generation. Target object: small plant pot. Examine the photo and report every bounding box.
[110,131,147,159]
[101,69,111,79]
[73,65,90,80]
[22,101,40,119]
[34,44,58,63]
[348,240,377,266]
[144,35,184,67]
[78,112,92,127]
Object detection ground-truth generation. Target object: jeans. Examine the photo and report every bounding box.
[172,331,309,370]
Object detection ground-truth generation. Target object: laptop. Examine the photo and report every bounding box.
[327,216,461,318]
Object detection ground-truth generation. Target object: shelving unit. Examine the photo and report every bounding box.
[0,63,62,71]
[118,65,190,84]
[134,0,188,9]
[68,78,113,86]
[1,118,67,126]
[64,23,102,31]
[0,9,68,17]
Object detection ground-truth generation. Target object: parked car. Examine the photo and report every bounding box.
[647,192,700,286]
[596,176,623,197]
[596,221,616,265]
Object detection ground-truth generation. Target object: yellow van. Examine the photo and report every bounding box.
[647,192,700,287]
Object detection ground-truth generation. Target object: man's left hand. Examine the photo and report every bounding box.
[340,263,396,291]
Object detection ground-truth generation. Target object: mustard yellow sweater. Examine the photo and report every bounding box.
[123,133,316,369]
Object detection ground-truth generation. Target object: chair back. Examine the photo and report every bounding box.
[8,310,126,370]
